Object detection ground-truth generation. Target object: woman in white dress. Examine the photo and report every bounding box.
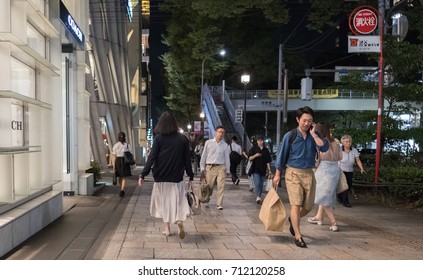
[138,112,194,239]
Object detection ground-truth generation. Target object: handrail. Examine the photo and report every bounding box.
[202,84,222,138]
[226,89,377,100]
[221,87,252,151]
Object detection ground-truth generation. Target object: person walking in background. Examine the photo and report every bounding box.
[338,134,366,207]
[103,139,111,166]
[244,138,257,192]
[193,139,204,175]
[229,135,243,185]
[307,122,343,231]
[248,135,272,204]
[138,111,194,239]
[199,125,230,210]
[273,106,329,248]
[112,132,132,197]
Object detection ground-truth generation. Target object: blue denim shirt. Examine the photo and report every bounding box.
[275,128,329,170]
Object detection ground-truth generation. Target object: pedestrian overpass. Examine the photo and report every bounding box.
[202,85,378,144]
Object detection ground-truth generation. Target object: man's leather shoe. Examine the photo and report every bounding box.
[343,202,352,208]
[288,217,295,236]
[295,237,307,248]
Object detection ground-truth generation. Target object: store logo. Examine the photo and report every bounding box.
[60,1,85,48]
[11,120,23,130]
[67,15,83,42]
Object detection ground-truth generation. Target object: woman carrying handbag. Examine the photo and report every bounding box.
[248,135,272,204]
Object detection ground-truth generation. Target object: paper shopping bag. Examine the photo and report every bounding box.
[337,170,349,194]
[194,178,210,203]
[259,187,287,232]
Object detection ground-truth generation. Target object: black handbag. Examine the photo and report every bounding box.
[124,143,135,165]
[113,169,117,185]
[187,183,201,215]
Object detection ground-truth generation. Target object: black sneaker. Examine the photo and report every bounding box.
[119,190,125,197]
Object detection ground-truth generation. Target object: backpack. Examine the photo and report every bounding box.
[229,144,242,165]
[288,128,297,147]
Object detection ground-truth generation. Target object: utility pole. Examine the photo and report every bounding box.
[276,44,283,148]
[375,0,385,185]
[282,68,288,136]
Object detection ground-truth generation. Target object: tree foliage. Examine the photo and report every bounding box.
[159,0,290,122]
[159,0,423,151]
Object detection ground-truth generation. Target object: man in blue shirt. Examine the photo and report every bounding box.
[273,106,329,248]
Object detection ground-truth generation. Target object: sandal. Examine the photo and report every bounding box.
[177,222,185,239]
[329,222,339,232]
[307,216,323,225]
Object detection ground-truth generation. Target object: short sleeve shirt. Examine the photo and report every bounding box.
[338,147,360,172]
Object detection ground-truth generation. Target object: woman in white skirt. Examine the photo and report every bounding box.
[307,122,342,231]
[138,112,194,239]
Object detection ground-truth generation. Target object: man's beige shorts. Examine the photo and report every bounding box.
[285,167,316,211]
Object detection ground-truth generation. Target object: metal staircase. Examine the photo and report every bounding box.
[211,91,239,143]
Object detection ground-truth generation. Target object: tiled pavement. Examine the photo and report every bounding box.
[5,166,423,260]
[101,169,423,260]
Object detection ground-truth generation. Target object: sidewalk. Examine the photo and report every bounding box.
[5,166,423,260]
[101,168,423,260]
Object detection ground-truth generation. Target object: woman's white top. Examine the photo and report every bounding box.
[338,147,360,172]
[112,142,130,157]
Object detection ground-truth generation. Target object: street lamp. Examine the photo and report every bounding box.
[199,111,205,133]
[200,49,226,113]
[241,74,250,153]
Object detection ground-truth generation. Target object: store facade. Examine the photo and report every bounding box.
[0,0,91,257]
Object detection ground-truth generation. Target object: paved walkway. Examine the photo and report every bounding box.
[5,166,423,260]
[102,168,423,260]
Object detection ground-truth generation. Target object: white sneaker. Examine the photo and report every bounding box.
[256,197,262,204]
[216,205,223,210]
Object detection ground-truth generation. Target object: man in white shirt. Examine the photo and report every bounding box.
[229,135,242,185]
[200,126,230,210]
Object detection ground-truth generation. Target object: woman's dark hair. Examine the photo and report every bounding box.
[316,122,334,142]
[154,111,179,135]
[296,106,314,119]
[118,132,126,143]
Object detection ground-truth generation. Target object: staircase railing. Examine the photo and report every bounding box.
[216,86,252,152]
[202,84,222,138]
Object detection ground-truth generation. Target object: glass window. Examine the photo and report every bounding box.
[27,23,46,58]
[11,58,36,99]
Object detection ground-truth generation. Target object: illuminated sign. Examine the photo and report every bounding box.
[60,1,85,48]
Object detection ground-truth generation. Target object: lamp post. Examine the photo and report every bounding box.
[199,111,205,133]
[241,74,250,153]
[200,50,226,114]
[187,123,192,143]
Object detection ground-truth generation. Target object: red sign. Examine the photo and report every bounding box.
[353,9,378,34]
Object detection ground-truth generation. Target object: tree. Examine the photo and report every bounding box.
[159,0,423,151]
[159,0,290,121]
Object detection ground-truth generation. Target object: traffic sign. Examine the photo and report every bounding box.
[352,8,378,34]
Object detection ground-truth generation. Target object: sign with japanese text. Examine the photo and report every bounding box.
[348,36,380,53]
[353,8,378,34]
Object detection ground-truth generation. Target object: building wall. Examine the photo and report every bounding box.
[88,0,135,169]
[0,0,91,257]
